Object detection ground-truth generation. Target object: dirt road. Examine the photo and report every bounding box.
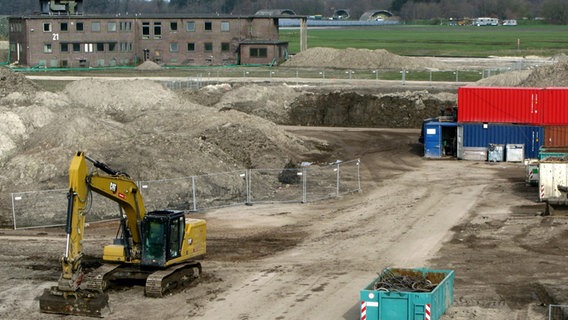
[1,127,565,320]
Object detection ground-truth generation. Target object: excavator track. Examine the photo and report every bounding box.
[145,262,202,298]
[82,264,121,291]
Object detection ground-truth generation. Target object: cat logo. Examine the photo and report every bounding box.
[109,182,117,193]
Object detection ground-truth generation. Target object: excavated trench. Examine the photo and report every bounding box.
[286,90,455,128]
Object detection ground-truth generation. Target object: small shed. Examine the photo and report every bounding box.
[423,121,458,159]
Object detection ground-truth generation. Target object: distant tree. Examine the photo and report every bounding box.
[400,1,442,20]
[440,0,474,18]
[541,0,568,23]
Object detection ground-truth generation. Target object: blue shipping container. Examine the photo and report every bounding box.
[423,122,458,158]
[459,123,543,159]
[360,268,454,320]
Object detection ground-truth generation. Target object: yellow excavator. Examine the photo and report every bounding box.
[39,151,206,317]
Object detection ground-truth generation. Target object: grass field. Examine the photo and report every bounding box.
[280,25,568,57]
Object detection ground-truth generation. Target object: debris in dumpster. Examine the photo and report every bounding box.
[373,269,438,292]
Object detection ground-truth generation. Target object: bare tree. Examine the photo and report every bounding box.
[541,0,568,23]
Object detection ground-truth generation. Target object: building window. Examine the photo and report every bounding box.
[204,42,213,52]
[204,21,212,31]
[120,21,132,31]
[221,21,229,32]
[12,22,22,32]
[91,22,100,32]
[119,42,132,52]
[60,43,69,52]
[108,22,117,32]
[109,42,116,51]
[76,22,84,31]
[250,48,268,58]
[187,43,195,51]
[170,43,179,52]
[142,22,150,39]
[84,43,94,53]
[221,42,230,52]
[96,43,105,51]
[60,22,68,31]
[72,43,81,52]
[43,43,52,53]
[186,21,195,31]
[43,23,51,32]
[154,22,162,39]
[170,22,178,31]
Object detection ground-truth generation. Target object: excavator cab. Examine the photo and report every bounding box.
[141,210,185,267]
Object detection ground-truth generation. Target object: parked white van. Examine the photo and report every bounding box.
[474,17,499,26]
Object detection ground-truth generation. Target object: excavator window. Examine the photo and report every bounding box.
[167,216,184,260]
[143,221,166,263]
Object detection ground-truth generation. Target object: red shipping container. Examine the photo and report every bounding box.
[544,126,568,147]
[544,88,568,125]
[458,87,544,125]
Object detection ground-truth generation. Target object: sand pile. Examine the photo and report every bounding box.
[282,47,448,70]
[135,60,162,70]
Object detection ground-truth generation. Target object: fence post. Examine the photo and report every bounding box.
[191,176,197,212]
[335,161,341,197]
[245,169,252,205]
[11,193,17,230]
[357,159,361,192]
[301,167,307,203]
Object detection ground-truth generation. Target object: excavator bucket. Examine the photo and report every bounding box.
[39,286,110,318]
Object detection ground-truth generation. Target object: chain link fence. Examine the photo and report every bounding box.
[8,159,360,229]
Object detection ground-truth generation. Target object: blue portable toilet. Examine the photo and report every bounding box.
[423,122,458,158]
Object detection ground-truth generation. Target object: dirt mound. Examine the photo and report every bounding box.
[213,84,302,123]
[468,59,568,87]
[135,60,162,70]
[0,79,326,195]
[469,70,532,87]
[64,79,180,122]
[519,60,568,87]
[0,67,39,98]
[282,47,448,70]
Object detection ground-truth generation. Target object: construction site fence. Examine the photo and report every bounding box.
[155,64,542,90]
[549,304,568,320]
[8,159,361,229]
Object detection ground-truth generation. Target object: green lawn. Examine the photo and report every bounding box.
[280,25,568,57]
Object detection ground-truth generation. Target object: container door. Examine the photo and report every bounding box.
[424,124,442,158]
[379,297,409,320]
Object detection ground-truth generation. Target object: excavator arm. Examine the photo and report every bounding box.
[40,151,147,317]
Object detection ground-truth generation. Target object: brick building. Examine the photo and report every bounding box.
[8,1,299,68]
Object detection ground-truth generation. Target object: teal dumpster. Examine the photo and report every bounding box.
[360,268,454,320]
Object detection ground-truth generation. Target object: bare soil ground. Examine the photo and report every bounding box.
[1,128,566,320]
[1,49,567,320]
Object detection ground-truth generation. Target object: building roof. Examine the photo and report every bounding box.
[255,9,296,16]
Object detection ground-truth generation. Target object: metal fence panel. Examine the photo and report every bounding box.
[11,189,122,229]
[139,177,197,212]
[9,160,361,228]
[305,163,340,202]
[549,304,568,320]
[249,168,303,204]
[193,171,247,210]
